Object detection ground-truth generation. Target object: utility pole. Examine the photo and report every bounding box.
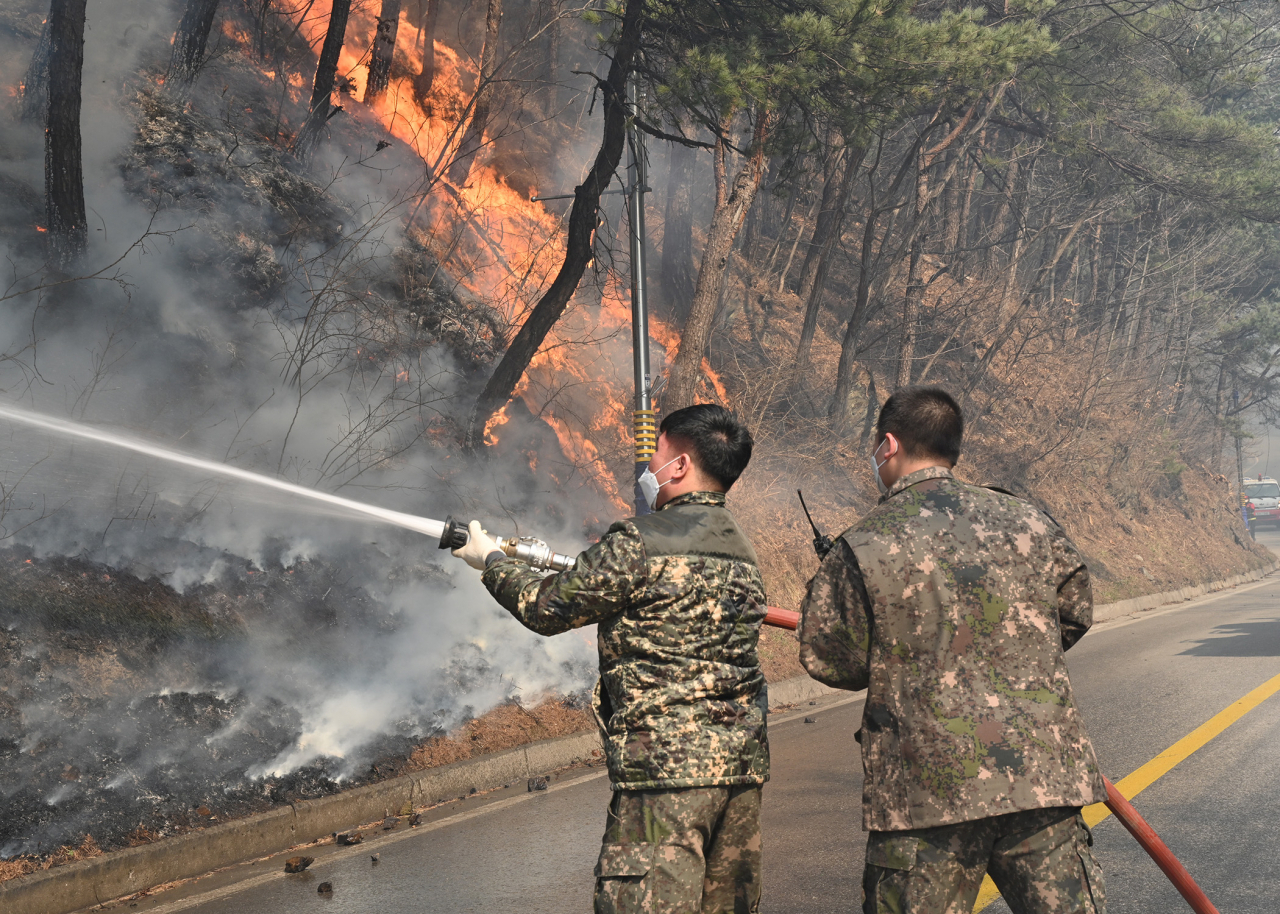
[627,76,655,515]
[526,75,654,514]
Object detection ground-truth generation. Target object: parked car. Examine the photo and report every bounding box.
[1244,475,1280,528]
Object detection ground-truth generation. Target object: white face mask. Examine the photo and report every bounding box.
[638,456,681,510]
[870,439,891,496]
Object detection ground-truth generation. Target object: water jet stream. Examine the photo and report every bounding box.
[0,403,447,539]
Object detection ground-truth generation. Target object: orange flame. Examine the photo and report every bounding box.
[483,403,511,447]
[273,4,726,515]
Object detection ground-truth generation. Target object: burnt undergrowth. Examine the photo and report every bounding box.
[0,541,593,867]
[0,546,394,858]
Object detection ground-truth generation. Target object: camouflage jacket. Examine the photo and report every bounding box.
[799,466,1106,831]
[481,491,770,791]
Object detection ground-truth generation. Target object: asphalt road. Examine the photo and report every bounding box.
[127,549,1280,914]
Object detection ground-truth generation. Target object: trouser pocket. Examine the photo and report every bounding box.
[1073,818,1107,914]
[862,833,920,914]
[595,843,704,914]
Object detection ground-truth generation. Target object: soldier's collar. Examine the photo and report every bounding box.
[659,490,727,510]
[881,465,954,502]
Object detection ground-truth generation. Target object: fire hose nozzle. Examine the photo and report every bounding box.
[439,516,573,572]
[495,535,575,572]
[439,515,469,550]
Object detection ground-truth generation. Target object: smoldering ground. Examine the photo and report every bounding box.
[0,0,637,857]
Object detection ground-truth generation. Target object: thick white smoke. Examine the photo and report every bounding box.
[0,0,629,855]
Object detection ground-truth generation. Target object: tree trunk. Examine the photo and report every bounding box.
[45,0,88,266]
[984,144,1018,273]
[664,112,774,412]
[858,370,879,449]
[412,0,440,106]
[541,0,559,114]
[796,144,846,300]
[897,233,925,389]
[827,209,881,429]
[795,146,863,367]
[465,0,643,450]
[446,0,502,186]
[777,194,818,293]
[167,0,221,87]
[292,0,352,159]
[953,153,977,279]
[364,0,401,104]
[20,14,52,121]
[1211,363,1226,474]
[660,139,697,318]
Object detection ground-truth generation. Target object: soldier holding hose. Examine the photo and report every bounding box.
[799,387,1108,914]
[453,404,769,914]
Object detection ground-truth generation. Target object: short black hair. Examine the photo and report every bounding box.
[876,387,963,465]
[659,404,753,490]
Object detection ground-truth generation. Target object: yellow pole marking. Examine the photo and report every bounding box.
[973,670,1280,911]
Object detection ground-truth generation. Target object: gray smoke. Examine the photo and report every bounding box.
[0,0,633,855]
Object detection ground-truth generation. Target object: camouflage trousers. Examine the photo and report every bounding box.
[594,785,763,914]
[863,806,1105,914]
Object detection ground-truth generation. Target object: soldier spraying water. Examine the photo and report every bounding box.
[452,404,770,914]
[799,387,1107,914]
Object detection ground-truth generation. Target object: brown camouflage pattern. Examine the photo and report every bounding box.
[863,806,1106,913]
[482,491,770,790]
[799,466,1106,831]
[594,785,763,914]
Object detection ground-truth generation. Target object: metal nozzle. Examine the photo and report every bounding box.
[439,515,469,550]
[496,536,574,572]
[440,516,572,572]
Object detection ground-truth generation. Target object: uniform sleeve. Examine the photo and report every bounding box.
[479,523,647,636]
[799,537,873,691]
[1053,531,1093,651]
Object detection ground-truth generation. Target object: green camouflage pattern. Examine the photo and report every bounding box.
[799,466,1106,831]
[863,806,1106,913]
[482,491,770,791]
[594,785,763,914]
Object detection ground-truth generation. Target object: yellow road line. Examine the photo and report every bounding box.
[973,670,1280,911]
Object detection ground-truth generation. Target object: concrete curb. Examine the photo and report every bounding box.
[2,564,1274,914]
[766,673,840,708]
[1092,562,1277,623]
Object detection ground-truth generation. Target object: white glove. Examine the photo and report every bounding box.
[452,520,504,570]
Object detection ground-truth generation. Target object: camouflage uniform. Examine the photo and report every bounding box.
[482,491,769,913]
[595,786,763,914]
[799,467,1106,913]
[864,807,1104,914]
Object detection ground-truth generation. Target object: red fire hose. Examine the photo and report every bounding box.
[1101,776,1219,913]
[764,606,800,629]
[763,605,1220,913]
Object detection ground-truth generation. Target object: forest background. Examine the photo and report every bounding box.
[2,0,1280,873]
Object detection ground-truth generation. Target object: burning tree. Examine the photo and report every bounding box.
[167,0,222,88]
[464,0,644,451]
[364,0,402,104]
[412,0,441,106]
[292,0,353,158]
[445,0,502,186]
